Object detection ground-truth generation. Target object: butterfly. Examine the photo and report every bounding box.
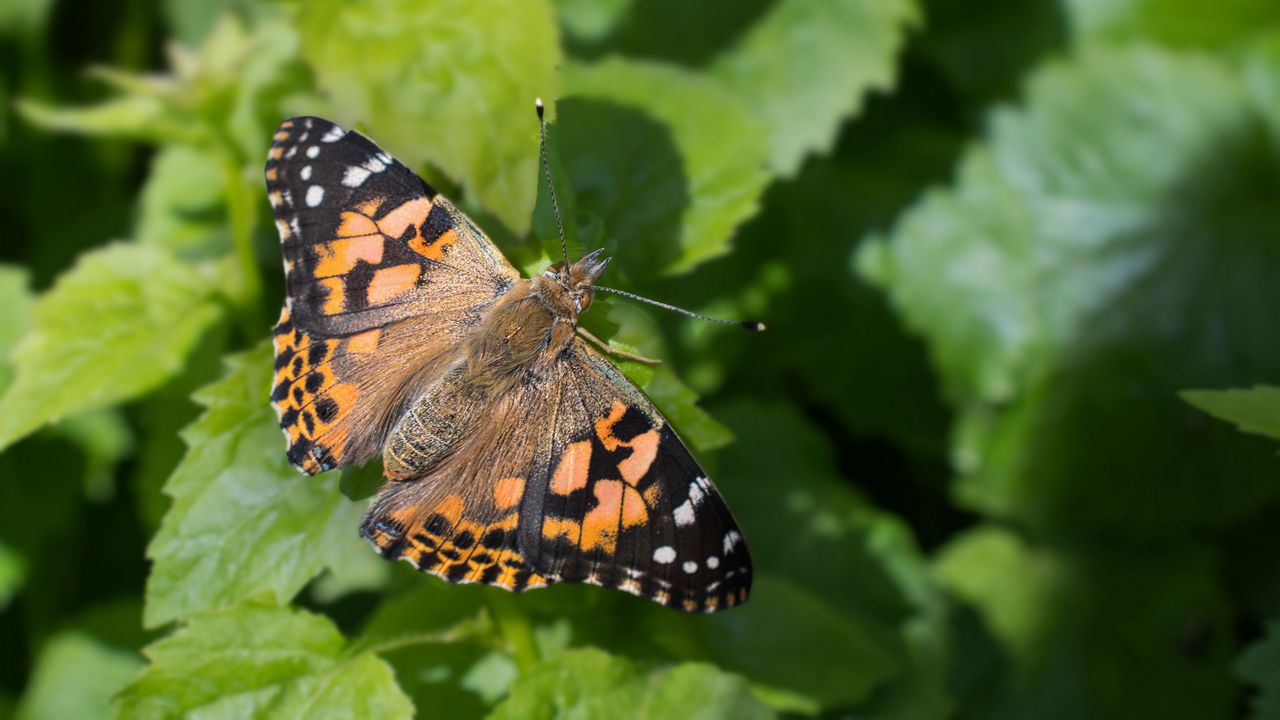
[264,109,753,613]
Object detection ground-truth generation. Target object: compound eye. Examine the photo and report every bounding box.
[545,262,566,278]
[577,290,593,312]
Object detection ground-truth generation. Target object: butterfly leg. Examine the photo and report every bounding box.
[576,327,661,365]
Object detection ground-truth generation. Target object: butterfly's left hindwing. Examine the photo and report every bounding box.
[360,339,752,613]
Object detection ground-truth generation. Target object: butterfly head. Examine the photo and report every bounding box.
[544,247,610,314]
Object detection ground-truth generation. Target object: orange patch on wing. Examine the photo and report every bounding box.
[269,146,284,160]
[550,441,592,495]
[266,167,278,181]
[269,190,284,207]
[336,211,380,238]
[314,234,384,278]
[433,494,465,524]
[320,277,346,314]
[494,477,525,510]
[618,429,659,485]
[367,264,421,305]
[594,401,628,451]
[581,479,649,553]
[408,227,457,261]
[377,197,432,238]
[357,198,385,216]
[274,218,292,241]
[347,328,381,353]
[541,517,580,542]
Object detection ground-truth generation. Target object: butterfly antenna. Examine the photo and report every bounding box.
[535,98,570,267]
[593,285,766,331]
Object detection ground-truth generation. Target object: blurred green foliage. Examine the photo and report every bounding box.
[1,0,1279,718]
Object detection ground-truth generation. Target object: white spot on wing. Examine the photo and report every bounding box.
[653,546,676,564]
[305,185,324,207]
[706,556,719,569]
[682,561,698,574]
[322,125,345,142]
[343,166,372,187]
[673,499,695,527]
[723,530,741,555]
[306,145,320,159]
[300,165,312,181]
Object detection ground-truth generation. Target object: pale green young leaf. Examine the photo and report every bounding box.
[16,632,143,720]
[116,605,412,719]
[560,58,770,275]
[1237,621,1280,720]
[300,0,560,235]
[1183,386,1280,443]
[0,265,34,395]
[136,145,229,260]
[489,647,774,719]
[144,344,368,627]
[859,45,1280,537]
[0,243,220,451]
[713,0,920,176]
[15,95,200,145]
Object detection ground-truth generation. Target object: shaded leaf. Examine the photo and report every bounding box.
[0,243,221,450]
[934,526,1235,718]
[135,145,229,260]
[1238,621,1280,720]
[489,647,773,719]
[143,344,366,627]
[300,0,560,234]
[713,0,920,175]
[116,605,413,718]
[859,45,1280,538]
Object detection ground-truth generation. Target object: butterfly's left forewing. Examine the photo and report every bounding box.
[266,117,519,474]
[361,338,752,613]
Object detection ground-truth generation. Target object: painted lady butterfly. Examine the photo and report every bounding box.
[265,108,753,612]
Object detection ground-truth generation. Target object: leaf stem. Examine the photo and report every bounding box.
[485,592,540,671]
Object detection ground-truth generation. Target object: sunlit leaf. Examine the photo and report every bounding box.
[116,604,413,718]
[1184,386,1280,443]
[0,243,221,451]
[713,0,920,175]
[143,344,366,627]
[16,633,142,720]
[560,58,770,275]
[489,647,774,719]
[300,0,560,235]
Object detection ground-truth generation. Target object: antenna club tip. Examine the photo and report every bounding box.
[742,321,766,332]
[535,97,545,118]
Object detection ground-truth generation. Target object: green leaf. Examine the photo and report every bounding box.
[143,344,367,627]
[560,58,770,275]
[0,264,34,395]
[1064,0,1280,49]
[1183,386,1280,443]
[15,95,197,145]
[933,527,1235,718]
[634,365,732,453]
[859,45,1280,538]
[116,605,413,719]
[0,243,220,451]
[135,145,229,260]
[0,542,24,612]
[300,0,560,235]
[16,633,142,720]
[713,0,920,175]
[489,647,774,719]
[1238,621,1280,720]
